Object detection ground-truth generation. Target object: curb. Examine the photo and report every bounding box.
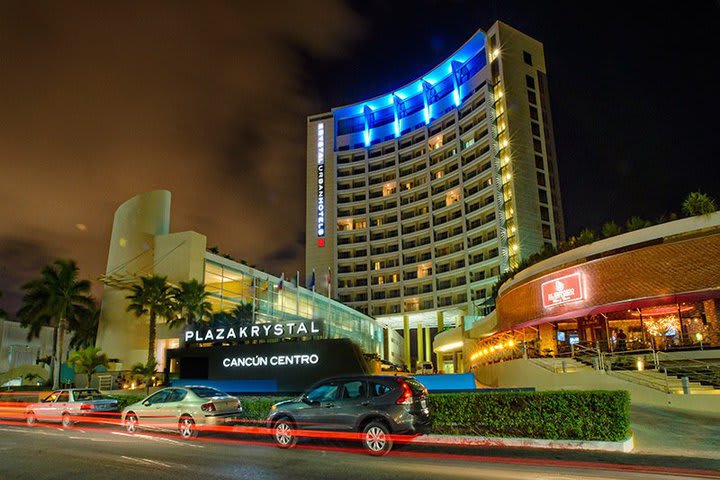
[411,433,634,453]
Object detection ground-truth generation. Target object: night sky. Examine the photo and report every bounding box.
[1,1,718,316]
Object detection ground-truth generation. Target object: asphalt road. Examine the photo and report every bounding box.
[0,422,718,480]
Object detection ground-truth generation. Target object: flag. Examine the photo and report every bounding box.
[324,267,332,297]
[278,273,285,291]
[308,270,316,291]
[261,279,269,291]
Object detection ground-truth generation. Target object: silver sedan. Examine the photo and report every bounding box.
[25,389,120,428]
[121,386,243,439]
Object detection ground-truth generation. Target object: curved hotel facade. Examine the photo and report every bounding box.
[306,21,564,371]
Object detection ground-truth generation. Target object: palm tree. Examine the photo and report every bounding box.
[601,221,622,238]
[576,228,596,246]
[231,302,254,327]
[682,191,717,217]
[70,301,100,349]
[69,346,109,389]
[126,275,174,365]
[626,216,652,232]
[131,360,158,396]
[17,260,94,389]
[0,290,7,320]
[168,279,212,330]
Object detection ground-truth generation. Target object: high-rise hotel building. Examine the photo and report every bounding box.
[306,21,564,370]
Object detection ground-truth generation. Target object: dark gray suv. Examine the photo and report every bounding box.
[267,375,431,455]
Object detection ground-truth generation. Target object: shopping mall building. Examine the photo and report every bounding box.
[95,191,383,393]
[305,21,564,373]
[432,213,720,384]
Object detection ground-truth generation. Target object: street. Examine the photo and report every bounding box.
[0,421,718,480]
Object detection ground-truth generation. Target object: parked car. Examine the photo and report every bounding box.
[121,386,242,439]
[267,375,431,455]
[25,389,120,428]
[415,361,434,375]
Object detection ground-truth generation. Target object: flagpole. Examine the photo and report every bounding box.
[296,270,300,316]
[251,276,256,324]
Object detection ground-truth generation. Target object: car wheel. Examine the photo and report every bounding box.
[362,421,392,456]
[273,418,297,449]
[178,415,198,440]
[125,413,138,434]
[26,411,37,427]
[61,413,74,429]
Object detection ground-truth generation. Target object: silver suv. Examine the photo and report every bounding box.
[267,375,431,455]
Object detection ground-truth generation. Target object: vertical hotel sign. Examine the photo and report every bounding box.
[541,272,584,308]
[316,123,325,247]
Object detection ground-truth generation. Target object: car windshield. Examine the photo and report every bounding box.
[189,387,226,398]
[73,390,106,401]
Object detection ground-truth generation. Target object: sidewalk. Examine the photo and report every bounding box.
[631,405,720,460]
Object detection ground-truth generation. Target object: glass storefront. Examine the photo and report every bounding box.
[203,255,383,356]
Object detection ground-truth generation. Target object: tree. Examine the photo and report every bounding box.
[168,279,212,330]
[230,302,254,327]
[601,221,622,238]
[682,191,717,217]
[131,360,158,396]
[24,372,43,386]
[0,290,7,320]
[70,301,100,349]
[17,260,94,389]
[69,346,109,389]
[626,216,652,232]
[576,228,597,246]
[126,275,174,365]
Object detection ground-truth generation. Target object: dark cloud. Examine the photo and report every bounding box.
[0,1,363,305]
[0,237,55,317]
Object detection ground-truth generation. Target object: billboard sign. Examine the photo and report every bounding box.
[541,272,584,308]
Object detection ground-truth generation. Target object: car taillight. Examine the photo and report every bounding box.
[201,402,216,412]
[395,380,414,405]
[80,403,93,411]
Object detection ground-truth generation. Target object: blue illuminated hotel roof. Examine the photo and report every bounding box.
[332,28,487,121]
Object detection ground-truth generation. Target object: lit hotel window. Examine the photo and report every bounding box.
[382,181,397,196]
[446,189,461,207]
[429,135,444,151]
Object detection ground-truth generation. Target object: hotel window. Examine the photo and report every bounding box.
[382,181,397,196]
[533,138,543,154]
[527,90,537,105]
[542,223,552,239]
[429,135,444,151]
[526,75,535,89]
[446,189,461,207]
[535,155,544,169]
[540,206,550,221]
[523,51,533,66]
[530,106,539,121]
[354,220,367,229]
[417,263,432,278]
[537,171,546,187]
[531,122,541,137]
[538,188,548,204]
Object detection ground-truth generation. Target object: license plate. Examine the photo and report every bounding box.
[421,399,427,408]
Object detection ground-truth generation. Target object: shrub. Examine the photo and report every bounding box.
[239,396,290,421]
[109,393,146,410]
[428,390,630,441]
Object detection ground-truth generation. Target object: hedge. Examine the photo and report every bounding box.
[237,390,630,442]
[429,390,631,441]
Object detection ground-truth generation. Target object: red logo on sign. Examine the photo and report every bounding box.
[541,272,584,308]
[317,238,325,247]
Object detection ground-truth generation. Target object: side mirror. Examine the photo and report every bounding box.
[143,400,151,407]
[301,395,319,406]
